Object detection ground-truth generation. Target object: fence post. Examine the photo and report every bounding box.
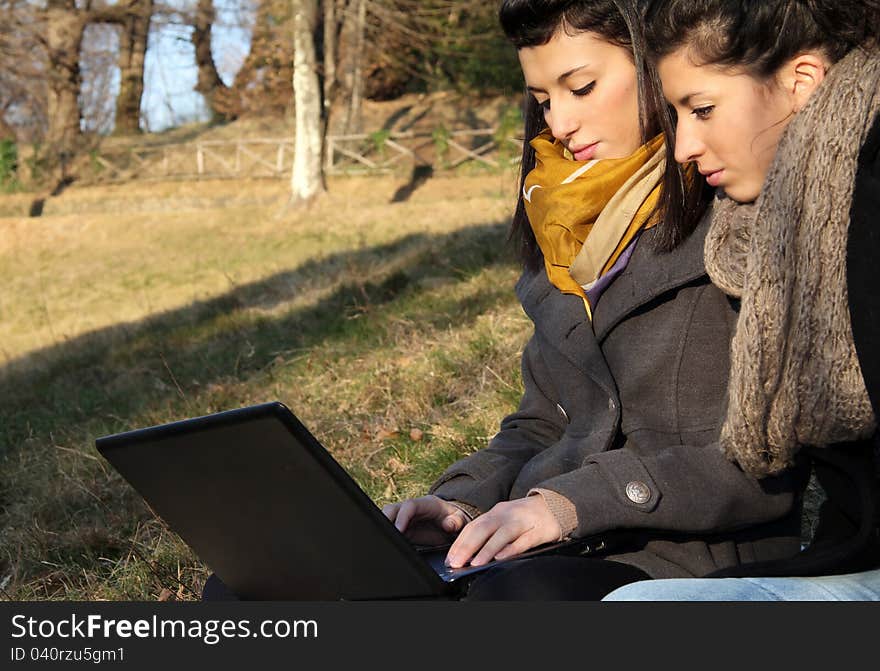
[276,143,285,175]
[325,136,334,174]
[196,144,204,175]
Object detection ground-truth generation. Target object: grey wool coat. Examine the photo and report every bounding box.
[430,214,807,579]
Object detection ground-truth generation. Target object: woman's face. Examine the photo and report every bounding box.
[658,48,795,203]
[518,28,643,161]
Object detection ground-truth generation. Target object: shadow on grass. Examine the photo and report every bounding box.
[0,218,522,594]
[390,165,434,203]
[0,218,515,461]
[28,176,77,218]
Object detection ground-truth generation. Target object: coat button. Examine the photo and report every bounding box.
[625,481,651,504]
[556,403,570,423]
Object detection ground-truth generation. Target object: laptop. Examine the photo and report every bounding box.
[96,401,603,600]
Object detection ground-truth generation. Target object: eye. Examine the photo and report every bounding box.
[538,99,551,113]
[572,82,596,97]
[692,105,715,120]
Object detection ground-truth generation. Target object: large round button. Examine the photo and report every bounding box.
[625,481,651,504]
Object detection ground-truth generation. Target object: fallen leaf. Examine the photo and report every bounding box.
[387,456,410,474]
[376,426,399,441]
[409,428,424,441]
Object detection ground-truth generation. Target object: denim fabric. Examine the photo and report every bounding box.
[601,569,880,601]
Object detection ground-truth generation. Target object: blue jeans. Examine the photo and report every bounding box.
[601,569,880,601]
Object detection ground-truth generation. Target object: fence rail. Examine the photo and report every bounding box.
[83,138,295,183]
[325,128,523,175]
[80,128,523,184]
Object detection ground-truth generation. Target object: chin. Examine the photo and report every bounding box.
[722,182,761,204]
[603,142,643,161]
[596,148,623,161]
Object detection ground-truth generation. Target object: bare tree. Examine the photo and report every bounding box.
[0,1,47,143]
[159,0,509,139]
[322,0,337,123]
[190,0,231,120]
[115,0,154,134]
[342,0,366,133]
[204,0,286,119]
[45,0,89,165]
[290,0,324,203]
[41,0,153,171]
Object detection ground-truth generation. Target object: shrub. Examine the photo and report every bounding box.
[0,139,18,191]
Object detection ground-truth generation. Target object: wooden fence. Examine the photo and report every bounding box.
[325,128,523,175]
[85,139,295,183]
[80,128,523,184]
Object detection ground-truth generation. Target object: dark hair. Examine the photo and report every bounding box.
[500,0,702,271]
[641,1,880,231]
[644,0,880,76]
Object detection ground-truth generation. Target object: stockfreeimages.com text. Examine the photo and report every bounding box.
[11,614,318,646]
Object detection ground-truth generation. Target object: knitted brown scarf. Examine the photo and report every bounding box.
[705,46,880,477]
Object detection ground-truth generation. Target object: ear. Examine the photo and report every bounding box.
[779,53,829,112]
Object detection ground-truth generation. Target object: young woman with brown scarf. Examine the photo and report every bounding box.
[605,0,880,601]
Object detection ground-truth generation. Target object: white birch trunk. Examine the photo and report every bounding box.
[290,0,325,203]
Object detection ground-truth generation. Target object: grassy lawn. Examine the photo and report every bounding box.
[0,173,532,600]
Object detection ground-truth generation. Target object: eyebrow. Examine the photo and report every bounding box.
[526,64,592,94]
[677,91,708,106]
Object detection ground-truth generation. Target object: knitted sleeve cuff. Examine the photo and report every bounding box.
[445,500,481,521]
[528,488,579,540]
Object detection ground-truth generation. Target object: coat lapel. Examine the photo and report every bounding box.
[516,268,618,399]
[515,211,712,396]
[592,212,712,342]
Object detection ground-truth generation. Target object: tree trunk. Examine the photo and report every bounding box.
[323,0,353,135]
[344,0,366,133]
[114,0,153,135]
[192,0,228,119]
[290,0,325,203]
[46,0,87,169]
[322,0,337,122]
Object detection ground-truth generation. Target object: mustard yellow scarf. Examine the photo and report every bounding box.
[523,131,666,311]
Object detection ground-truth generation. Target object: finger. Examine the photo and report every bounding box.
[381,502,400,522]
[441,510,467,534]
[470,525,522,567]
[395,497,443,532]
[492,530,544,562]
[446,517,501,568]
[393,501,417,533]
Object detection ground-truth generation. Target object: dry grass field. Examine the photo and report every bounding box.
[0,171,533,600]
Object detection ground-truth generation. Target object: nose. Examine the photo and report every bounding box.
[674,118,704,165]
[546,95,579,142]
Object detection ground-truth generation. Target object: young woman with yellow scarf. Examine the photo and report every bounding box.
[379,0,810,601]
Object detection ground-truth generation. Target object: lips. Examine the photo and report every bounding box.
[570,142,599,162]
[700,168,724,187]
